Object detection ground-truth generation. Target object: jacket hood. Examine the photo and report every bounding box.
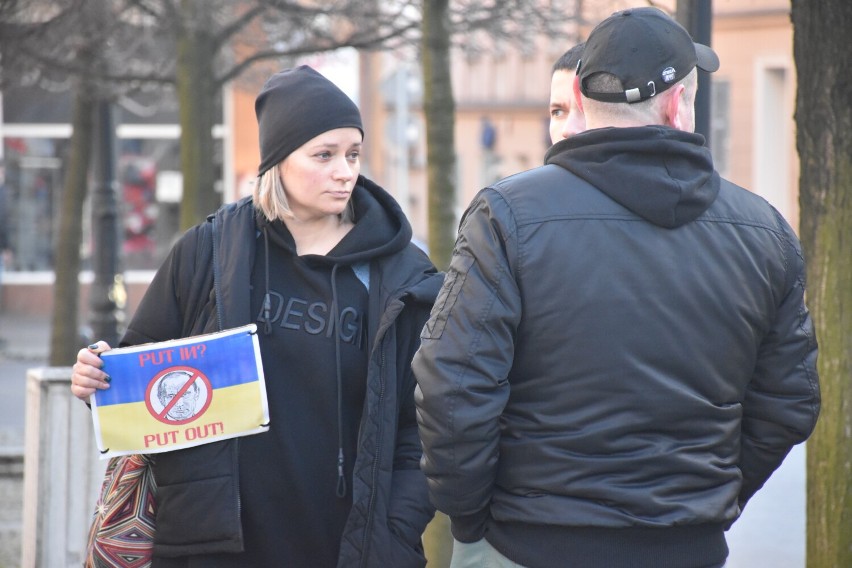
[217,177,424,500]
[258,174,413,265]
[545,126,720,228]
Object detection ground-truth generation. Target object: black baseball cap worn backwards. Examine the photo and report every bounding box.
[578,7,720,104]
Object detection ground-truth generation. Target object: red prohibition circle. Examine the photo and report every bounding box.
[145,365,213,425]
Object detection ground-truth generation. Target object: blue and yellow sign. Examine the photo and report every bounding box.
[91,324,269,458]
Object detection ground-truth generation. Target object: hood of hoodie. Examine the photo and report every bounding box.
[257,174,413,265]
[545,126,720,229]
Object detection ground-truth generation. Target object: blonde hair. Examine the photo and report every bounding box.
[253,165,355,223]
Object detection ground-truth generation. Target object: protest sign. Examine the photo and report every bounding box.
[91,324,269,458]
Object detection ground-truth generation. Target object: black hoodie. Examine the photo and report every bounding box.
[545,125,720,228]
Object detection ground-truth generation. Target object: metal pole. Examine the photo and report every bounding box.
[395,66,410,219]
[677,0,713,144]
[89,99,125,347]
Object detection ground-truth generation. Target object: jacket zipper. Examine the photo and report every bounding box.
[358,337,388,566]
[211,216,225,332]
[213,214,239,541]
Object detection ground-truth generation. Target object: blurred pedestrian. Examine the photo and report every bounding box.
[0,160,10,312]
[73,65,442,567]
[413,8,819,568]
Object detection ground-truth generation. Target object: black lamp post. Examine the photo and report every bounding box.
[678,0,714,144]
[89,99,125,347]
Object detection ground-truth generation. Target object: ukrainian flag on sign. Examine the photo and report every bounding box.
[91,324,269,459]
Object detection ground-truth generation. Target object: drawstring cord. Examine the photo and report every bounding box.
[262,227,272,335]
[331,263,347,498]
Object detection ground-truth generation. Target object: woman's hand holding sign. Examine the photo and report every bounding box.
[71,341,113,402]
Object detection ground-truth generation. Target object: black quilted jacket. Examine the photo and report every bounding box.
[124,182,441,567]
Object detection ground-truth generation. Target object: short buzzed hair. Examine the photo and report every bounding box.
[582,68,698,124]
[551,42,585,75]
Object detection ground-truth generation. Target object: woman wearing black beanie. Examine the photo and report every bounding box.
[73,65,442,567]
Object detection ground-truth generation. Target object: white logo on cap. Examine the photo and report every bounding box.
[662,67,676,83]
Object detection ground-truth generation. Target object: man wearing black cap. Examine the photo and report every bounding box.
[413,7,820,568]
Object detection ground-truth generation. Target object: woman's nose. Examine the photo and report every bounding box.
[333,157,356,180]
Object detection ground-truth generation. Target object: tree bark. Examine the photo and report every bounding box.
[49,87,94,365]
[420,4,456,564]
[421,0,457,271]
[791,1,852,567]
[176,0,219,231]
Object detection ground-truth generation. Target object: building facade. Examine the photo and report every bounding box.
[0,0,799,313]
[343,0,799,245]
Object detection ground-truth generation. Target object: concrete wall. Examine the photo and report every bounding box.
[18,368,105,568]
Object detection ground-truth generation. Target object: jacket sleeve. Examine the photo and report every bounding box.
[738,215,820,510]
[121,223,214,346]
[412,189,521,541]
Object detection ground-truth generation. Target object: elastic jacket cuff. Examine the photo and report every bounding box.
[450,508,490,543]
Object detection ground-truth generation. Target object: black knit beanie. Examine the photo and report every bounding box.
[255,65,364,176]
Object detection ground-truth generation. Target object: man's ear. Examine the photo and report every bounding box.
[665,84,686,129]
[573,74,585,113]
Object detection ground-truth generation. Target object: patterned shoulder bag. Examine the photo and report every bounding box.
[85,454,157,568]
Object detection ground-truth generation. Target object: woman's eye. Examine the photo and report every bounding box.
[316,151,331,159]
[347,151,360,161]
[551,108,564,119]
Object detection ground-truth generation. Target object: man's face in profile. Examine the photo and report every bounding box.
[549,69,586,143]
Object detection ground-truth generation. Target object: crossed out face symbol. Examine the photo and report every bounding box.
[145,367,212,425]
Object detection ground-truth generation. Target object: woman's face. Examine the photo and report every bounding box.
[278,127,362,222]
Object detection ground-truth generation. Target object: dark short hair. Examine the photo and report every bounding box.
[551,42,585,75]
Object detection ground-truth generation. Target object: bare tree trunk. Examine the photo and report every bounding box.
[49,87,94,365]
[420,4,456,564]
[421,0,457,271]
[791,1,852,567]
[177,0,219,231]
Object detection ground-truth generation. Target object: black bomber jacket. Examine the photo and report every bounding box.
[413,126,820,543]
